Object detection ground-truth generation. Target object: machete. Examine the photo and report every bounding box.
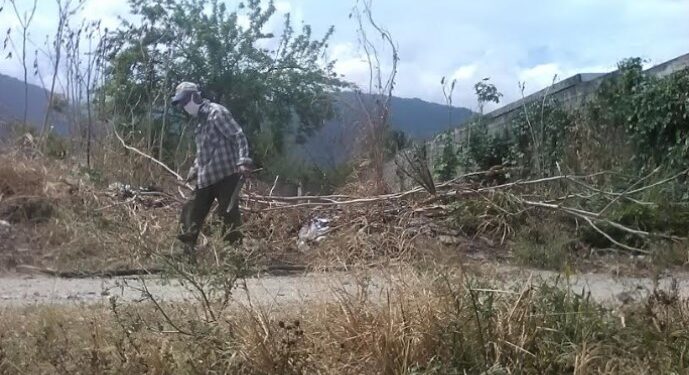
[226,168,261,212]
[226,174,245,212]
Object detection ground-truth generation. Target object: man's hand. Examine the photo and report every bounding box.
[185,167,197,183]
[238,164,253,177]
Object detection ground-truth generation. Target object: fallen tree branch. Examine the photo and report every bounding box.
[519,198,685,241]
[597,167,660,215]
[106,132,689,255]
[114,128,193,192]
[269,175,279,197]
[581,216,649,255]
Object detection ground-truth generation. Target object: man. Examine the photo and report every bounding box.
[171,82,253,260]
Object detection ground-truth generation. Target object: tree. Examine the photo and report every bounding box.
[350,0,399,194]
[441,76,457,129]
[435,132,459,182]
[102,0,345,168]
[474,77,502,115]
[40,0,86,147]
[7,0,38,127]
[435,76,459,182]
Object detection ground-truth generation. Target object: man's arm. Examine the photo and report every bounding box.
[212,107,252,166]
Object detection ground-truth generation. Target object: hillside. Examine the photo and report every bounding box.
[297,91,474,167]
[0,73,70,138]
[0,73,472,165]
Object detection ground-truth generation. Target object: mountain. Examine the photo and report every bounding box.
[0,73,69,138]
[297,91,474,167]
[0,74,473,166]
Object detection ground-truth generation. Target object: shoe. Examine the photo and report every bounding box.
[165,243,196,265]
[177,232,196,243]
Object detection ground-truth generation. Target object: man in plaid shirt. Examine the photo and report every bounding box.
[171,82,253,260]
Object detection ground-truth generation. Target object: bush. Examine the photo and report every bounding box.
[434,132,459,182]
[512,221,574,270]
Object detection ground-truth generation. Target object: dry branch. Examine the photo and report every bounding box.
[114,128,192,191]
[111,128,686,255]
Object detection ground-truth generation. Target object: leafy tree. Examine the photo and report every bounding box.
[581,58,689,172]
[627,67,689,169]
[101,0,346,168]
[474,77,502,115]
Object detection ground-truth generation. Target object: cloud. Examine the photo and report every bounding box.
[318,0,689,108]
[274,1,292,14]
[1,0,688,110]
[80,1,130,30]
[452,65,477,81]
[329,42,372,89]
[517,64,562,92]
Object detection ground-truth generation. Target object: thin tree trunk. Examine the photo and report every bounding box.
[42,20,64,140]
[8,0,37,129]
[21,27,28,127]
[86,88,92,167]
[86,34,95,168]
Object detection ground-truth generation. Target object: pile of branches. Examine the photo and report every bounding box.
[116,136,689,261]
[240,168,689,257]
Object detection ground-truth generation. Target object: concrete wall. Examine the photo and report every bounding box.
[384,52,689,192]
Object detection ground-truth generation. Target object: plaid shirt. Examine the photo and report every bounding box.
[189,100,252,189]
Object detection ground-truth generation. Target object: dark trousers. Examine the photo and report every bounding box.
[178,174,242,249]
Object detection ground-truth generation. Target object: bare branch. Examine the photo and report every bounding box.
[113,125,193,191]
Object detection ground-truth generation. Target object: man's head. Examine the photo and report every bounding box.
[172,82,203,117]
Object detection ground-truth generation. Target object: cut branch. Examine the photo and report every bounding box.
[114,127,193,191]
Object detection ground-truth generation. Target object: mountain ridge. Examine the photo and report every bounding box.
[0,73,474,165]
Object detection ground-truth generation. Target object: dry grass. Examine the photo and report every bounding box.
[1,268,689,374]
[3,138,689,373]
[1,141,679,277]
[0,148,180,272]
[2,133,465,274]
[0,159,45,197]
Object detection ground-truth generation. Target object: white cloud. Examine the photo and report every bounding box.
[80,1,130,30]
[274,1,292,14]
[329,43,371,89]
[451,64,477,81]
[1,0,689,111]
[518,64,562,92]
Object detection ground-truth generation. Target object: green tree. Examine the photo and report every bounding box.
[102,0,346,168]
[474,77,502,115]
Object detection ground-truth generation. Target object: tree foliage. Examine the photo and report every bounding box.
[434,132,459,182]
[474,77,502,115]
[597,58,689,170]
[509,98,574,178]
[102,0,346,167]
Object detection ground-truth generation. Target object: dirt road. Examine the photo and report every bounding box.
[1,266,687,307]
[0,270,381,307]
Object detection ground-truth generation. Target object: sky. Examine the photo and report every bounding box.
[1,0,688,112]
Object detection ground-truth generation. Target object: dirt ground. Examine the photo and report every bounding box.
[2,263,687,308]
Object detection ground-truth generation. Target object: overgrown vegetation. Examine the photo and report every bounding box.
[3,268,689,374]
[2,0,689,372]
[454,59,689,178]
[422,58,689,268]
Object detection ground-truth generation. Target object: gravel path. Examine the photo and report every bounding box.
[1,266,688,307]
[0,271,385,307]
